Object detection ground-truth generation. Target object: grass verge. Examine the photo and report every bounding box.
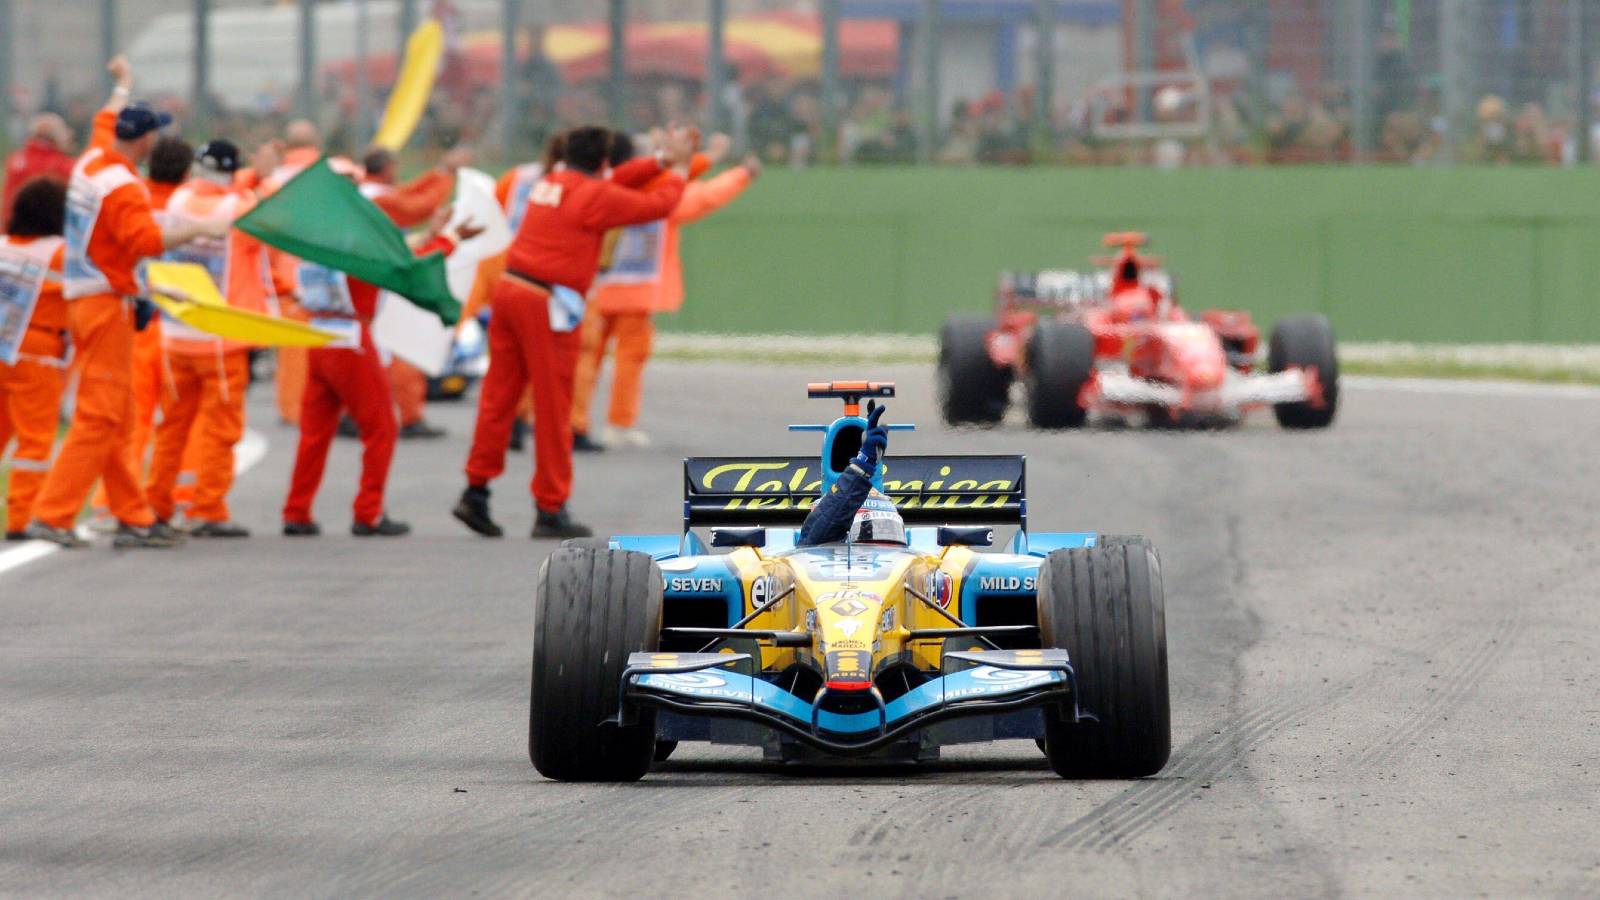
[653,334,1600,385]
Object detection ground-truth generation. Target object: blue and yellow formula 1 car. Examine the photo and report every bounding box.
[528,382,1170,781]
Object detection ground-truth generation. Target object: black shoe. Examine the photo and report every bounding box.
[352,515,410,537]
[400,420,447,440]
[189,520,252,538]
[23,522,88,548]
[337,415,360,439]
[573,431,606,453]
[283,520,322,537]
[148,521,188,544]
[533,506,593,539]
[452,486,503,537]
[112,523,182,549]
[508,419,528,453]
[5,530,28,541]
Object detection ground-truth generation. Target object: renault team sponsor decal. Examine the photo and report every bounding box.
[687,456,1022,511]
[820,590,878,616]
[668,576,725,593]
[825,650,871,683]
[656,672,727,688]
[924,571,954,608]
[748,570,774,605]
[969,666,1051,686]
[643,671,753,702]
[976,575,1036,592]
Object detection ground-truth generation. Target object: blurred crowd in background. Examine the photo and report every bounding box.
[2,0,1595,169]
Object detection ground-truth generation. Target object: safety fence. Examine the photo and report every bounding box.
[2,1,1597,167]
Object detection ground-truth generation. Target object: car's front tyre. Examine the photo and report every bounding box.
[1268,313,1339,429]
[1037,536,1171,778]
[529,546,662,781]
[1025,321,1095,429]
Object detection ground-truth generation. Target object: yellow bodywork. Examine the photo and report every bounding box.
[726,543,981,685]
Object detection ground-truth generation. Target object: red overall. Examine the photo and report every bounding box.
[463,161,683,512]
[283,235,454,526]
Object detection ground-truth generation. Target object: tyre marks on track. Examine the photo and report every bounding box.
[1042,689,1337,852]
[1352,608,1522,771]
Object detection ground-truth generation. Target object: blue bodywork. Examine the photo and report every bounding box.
[608,385,1104,755]
[613,528,1099,628]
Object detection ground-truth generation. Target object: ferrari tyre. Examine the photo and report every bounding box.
[1025,321,1094,429]
[938,314,1012,425]
[529,547,663,781]
[1037,537,1170,778]
[1268,314,1339,429]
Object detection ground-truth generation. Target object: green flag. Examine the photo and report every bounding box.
[236,158,460,325]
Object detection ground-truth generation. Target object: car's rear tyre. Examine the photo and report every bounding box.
[529,547,663,781]
[1268,314,1339,429]
[1025,321,1094,429]
[1037,537,1170,778]
[938,314,1012,426]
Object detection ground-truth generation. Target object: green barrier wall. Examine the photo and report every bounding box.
[671,166,1600,342]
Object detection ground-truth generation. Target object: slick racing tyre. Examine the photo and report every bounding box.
[1025,321,1094,429]
[938,314,1012,426]
[1268,314,1339,429]
[530,546,663,781]
[1037,537,1171,778]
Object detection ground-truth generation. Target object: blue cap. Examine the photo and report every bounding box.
[114,103,173,140]
[196,139,241,174]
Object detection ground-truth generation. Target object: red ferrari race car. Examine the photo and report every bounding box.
[938,232,1338,429]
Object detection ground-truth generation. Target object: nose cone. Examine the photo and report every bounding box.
[1165,325,1226,391]
[1185,351,1225,390]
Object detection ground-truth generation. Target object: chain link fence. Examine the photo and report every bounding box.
[1,0,1595,167]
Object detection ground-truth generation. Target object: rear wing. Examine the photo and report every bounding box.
[683,455,1025,529]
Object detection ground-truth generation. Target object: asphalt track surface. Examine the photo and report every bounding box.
[3,363,1598,898]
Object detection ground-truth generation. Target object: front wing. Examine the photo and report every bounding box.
[622,649,1077,755]
[1088,366,1320,415]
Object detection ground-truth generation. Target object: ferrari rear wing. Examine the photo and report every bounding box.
[683,455,1025,528]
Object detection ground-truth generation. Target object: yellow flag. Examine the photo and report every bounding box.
[146,262,342,348]
[373,19,445,151]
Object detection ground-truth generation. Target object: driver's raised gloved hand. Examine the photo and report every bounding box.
[852,400,888,471]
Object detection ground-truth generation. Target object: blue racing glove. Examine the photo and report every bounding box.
[852,400,889,472]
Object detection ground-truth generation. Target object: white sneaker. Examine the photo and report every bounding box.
[605,426,652,448]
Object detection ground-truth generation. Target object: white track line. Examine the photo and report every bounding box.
[1343,375,1600,400]
[0,427,269,577]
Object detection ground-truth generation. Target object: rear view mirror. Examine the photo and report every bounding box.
[937,526,994,547]
[711,527,767,548]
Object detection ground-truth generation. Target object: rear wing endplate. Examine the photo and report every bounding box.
[683,455,1025,529]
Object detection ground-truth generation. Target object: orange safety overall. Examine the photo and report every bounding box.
[29,108,165,529]
[144,179,276,524]
[572,165,751,434]
[0,236,68,533]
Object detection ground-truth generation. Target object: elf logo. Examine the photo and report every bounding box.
[669,577,724,593]
[978,576,1036,592]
